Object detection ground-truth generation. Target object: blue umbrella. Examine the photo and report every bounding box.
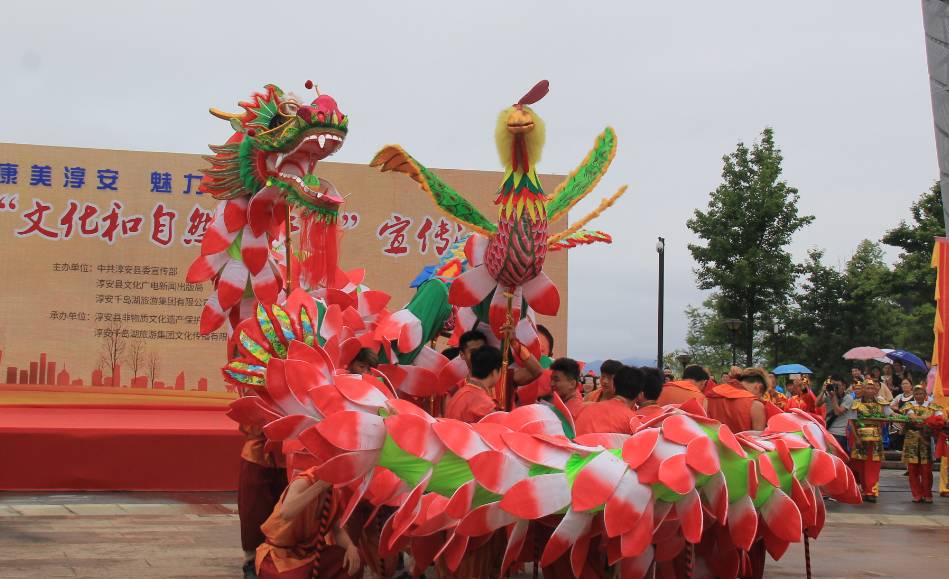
[884,350,928,373]
[772,363,813,375]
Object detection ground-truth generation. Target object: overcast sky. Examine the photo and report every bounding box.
[1,1,938,361]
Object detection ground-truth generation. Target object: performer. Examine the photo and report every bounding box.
[584,359,622,402]
[347,348,379,375]
[256,468,362,579]
[655,364,708,408]
[785,376,821,419]
[458,329,542,395]
[706,368,767,432]
[851,381,890,502]
[635,367,664,419]
[444,345,502,423]
[574,365,641,435]
[548,357,586,419]
[902,386,942,503]
[441,348,507,579]
[238,425,288,579]
[762,373,788,410]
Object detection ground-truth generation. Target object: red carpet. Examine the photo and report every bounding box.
[0,405,244,491]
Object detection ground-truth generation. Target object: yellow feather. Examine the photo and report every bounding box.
[516,197,525,219]
[547,185,629,246]
[525,197,537,221]
[536,198,547,218]
[506,196,514,218]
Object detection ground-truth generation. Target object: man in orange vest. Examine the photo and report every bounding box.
[238,425,288,579]
[549,357,586,419]
[584,359,623,402]
[445,345,502,423]
[256,468,362,578]
[656,364,708,409]
[706,367,767,432]
[575,366,642,435]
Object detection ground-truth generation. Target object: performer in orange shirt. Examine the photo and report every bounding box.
[655,364,708,409]
[762,373,788,410]
[785,376,821,418]
[575,366,642,435]
[441,345,507,578]
[584,359,622,402]
[635,367,664,419]
[706,368,767,432]
[458,329,542,405]
[444,345,502,423]
[549,357,586,419]
[256,467,361,579]
[238,424,288,579]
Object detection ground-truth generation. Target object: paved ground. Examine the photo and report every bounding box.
[0,471,946,578]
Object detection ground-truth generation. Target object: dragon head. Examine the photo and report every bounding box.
[495,80,548,172]
[201,82,348,210]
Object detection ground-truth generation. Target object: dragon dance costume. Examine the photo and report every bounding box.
[188,81,860,578]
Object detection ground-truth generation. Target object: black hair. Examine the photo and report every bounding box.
[550,357,580,381]
[441,347,460,360]
[682,364,710,383]
[351,348,379,368]
[470,345,503,379]
[460,329,488,352]
[613,366,644,401]
[640,367,663,400]
[642,370,663,400]
[536,324,554,356]
[600,359,624,378]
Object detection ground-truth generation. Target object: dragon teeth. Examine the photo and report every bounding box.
[318,134,326,148]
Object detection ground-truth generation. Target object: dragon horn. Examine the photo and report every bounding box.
[209,107,243,120]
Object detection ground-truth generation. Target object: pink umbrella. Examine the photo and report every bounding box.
[843,346,888,360]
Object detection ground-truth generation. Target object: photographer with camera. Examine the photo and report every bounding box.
[824,375,854,453]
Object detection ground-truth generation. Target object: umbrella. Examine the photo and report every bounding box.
[843,346,887,360]
[874,348,894,364]
[773,363,813,375]
[884,350,928,373]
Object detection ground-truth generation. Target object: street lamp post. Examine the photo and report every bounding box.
[723,318,742,366]
[772,322,780,368]
[656,237,665,369]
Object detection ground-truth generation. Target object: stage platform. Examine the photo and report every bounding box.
[0,385,243,491]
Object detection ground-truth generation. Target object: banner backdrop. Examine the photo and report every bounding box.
[0,143,567,392]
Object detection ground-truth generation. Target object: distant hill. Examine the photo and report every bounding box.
[583,357,657,374]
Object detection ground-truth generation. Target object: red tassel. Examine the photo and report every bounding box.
[299,213,340,289]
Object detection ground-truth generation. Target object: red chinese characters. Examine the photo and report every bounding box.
[150,203,177,247]
[182,205,213,245]
[16,199,59,239]
[377,213,411,255]
[100,201,143,244]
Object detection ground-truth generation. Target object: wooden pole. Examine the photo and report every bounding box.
[284,204,293,294]
[499,290,515,411]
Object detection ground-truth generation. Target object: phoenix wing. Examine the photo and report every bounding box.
[545,127,618,224]
[371,145,498,237]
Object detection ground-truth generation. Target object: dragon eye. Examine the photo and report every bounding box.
[278,100,300,116]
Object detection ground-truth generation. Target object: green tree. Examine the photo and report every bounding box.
[782,241,899,379]
[882,182,945,358]
[681,295,769,376]
[687,128,814,365]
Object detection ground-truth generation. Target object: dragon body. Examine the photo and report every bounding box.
[227,294,861,578]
